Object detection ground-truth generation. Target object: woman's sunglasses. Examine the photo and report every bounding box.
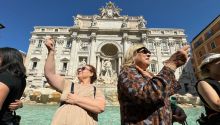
[136,47,151,55]
[77,67,92,73]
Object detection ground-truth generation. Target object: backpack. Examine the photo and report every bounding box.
[196,113,209,125]
[171,103,188,125]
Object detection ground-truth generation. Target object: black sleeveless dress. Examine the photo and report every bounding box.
[0,71,26,125]
[195,78,220,124]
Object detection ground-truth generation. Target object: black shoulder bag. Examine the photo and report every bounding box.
[196,113,209,125]
[12,111,21,125]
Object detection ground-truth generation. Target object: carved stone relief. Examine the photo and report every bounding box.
[138,16,146,28]
[142,37,147,42]
[73,16,79,26]
[56,39,64,45]
[78,57,87,67]
[91,15,98,27]
[79,41,89,51]
[99,1,121,18]
[154,41,161,46]
[122,36,128,41]
[168,41,175,47]
[121,16,128,28]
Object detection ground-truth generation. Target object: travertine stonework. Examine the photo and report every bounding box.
[25,2,196,105]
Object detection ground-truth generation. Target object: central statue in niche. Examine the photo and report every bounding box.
[102,59,113,77]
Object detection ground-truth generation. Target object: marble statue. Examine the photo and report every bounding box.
[102,59,113,77]
[91,15,97,27]
[138,16,146,28]
[121,16,128,28]
[79,58,87,67]
[74,16,79,26]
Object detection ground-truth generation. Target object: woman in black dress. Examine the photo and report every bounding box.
[196,53,220,125]
[0,47,26,125]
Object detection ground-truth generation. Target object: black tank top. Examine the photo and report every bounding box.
[195,78,220,116]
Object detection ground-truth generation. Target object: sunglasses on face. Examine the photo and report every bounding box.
[136,47,151,55]
[77,67,92,73]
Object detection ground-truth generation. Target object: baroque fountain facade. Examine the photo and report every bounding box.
[24,2,196,105]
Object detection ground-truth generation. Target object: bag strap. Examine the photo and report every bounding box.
[93,86,96,98]
[72,82,95,97]
[60,82,74,106]
[73,83,96,98]
[13,111,16,116]
[70,82,74,94]
[61,83,96,106]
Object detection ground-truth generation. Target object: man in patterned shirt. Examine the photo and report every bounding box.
[117,44,190,125]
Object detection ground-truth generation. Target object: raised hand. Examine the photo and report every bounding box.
[165,45,190,69]
[45,36,55,51]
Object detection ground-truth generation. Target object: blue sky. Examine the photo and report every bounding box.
[0,0,219,52]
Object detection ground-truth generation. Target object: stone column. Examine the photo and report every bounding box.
[118,56,122,74]
[90,32,96,66]
[97,54,101,76]
[168,37,175,54]
[101,59,104,71]
[154,37,163,70]
[26,37,38,71]
[70,32,79,77]
[182,38,188,45]
[122,33,129,53]
[141,33,147,46]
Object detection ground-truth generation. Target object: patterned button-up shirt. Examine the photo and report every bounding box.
[117,65,181,125]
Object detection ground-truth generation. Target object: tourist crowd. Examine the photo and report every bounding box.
[0,36,220,125]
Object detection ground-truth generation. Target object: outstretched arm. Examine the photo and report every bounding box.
[44,36,65,92]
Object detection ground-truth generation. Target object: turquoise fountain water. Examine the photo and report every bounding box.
[16,105,203,125]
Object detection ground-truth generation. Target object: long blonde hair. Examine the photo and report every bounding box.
[122,43,145,67]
